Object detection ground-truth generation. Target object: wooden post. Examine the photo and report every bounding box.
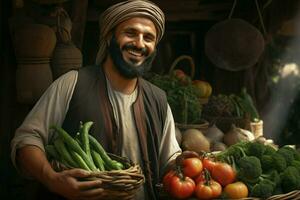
[70,0,88,50]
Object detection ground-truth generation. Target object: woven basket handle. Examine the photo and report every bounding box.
[169,55,195,79]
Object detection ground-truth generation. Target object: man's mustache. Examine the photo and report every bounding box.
[122,43,148,56]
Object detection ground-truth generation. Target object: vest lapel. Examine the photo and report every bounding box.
[98,67,120,154]
[133,78,156,199]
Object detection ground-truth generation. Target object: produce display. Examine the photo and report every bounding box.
[202,88,259,122]
[148,70,203,124]
[162,140,300,199]
[46,121,124,171]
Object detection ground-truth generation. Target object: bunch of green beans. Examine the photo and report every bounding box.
[46,121,124,171]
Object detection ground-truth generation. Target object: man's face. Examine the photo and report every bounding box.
[108,17,157,78]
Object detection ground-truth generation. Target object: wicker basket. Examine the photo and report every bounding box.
[175,119,209,133]
[157,186,300,200]
[169,55,195,79]
[51,153,145,200]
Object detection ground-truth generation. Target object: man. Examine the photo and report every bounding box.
[11,0,181,199]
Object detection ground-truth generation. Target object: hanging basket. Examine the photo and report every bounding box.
[52,153,145,200]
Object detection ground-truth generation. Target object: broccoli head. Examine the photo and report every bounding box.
[280,166,300,193]
[261,155,273,171]
[281,145,300,161]
[250,179,275,198]
[237,156,262,184]
[277,148,294,166]
[261,170,281,187]
[291,160,300,173]
[271,152,287,172]
[246,141,266,158]
[263,145,277,156]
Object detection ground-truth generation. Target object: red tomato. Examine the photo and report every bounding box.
[162,170,176,192]
[202,157,216,172]
[194,180,222,199]
[194,170,205,184]
[169,175,195,199]
[211,162,236,186]
[182,157,203,178]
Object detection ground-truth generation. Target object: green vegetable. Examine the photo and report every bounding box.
[250,179,275,198]
[280,166,300,193]
[246,141,266,159]
[88,135,124,170]
[281,145,300,161]
[80,121,94,162]
[148,73,202,124]
[237,156,262,184]
[291,160,300,175]
[277,148,295,166]
[91,150,105,171]
[260,152,286,173]
[69,151,91,171]
[54,139,78,168]
[263,145,277,156]
[240,87,259,122]
[51,125,97,171]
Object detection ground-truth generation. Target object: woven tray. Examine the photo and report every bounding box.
[51,153,145,200]
[158,188,300,200]
[175,119,209,132]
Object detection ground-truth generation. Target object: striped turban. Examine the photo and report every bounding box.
[95,0,165,65]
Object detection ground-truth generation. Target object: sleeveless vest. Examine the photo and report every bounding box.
[62,65,168,199]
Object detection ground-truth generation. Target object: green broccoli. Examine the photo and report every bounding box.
[246,141,266,159]
[260,155,273,171]
[250,179,275,198]
[257,152,286,174]
[277,148,294,166]
[263,145,277,156]
[280,166,300,193]
[237,156,262,184]
[291,160,300,173]
[215,141,248,163]
[281,145,300,161]
[260,170,281,187]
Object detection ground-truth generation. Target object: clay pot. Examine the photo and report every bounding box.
[51,42,82,79]
[13,23,57,59]
[16,63,53,104]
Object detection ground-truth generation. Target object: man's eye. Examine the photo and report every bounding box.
[144,36,155,42]
[125,32,136,37]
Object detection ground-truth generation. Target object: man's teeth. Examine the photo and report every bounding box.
[128,50,142,56]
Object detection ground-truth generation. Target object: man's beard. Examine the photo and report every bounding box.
[108,35,156,79]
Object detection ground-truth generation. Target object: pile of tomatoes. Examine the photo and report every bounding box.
[162,151,248,199]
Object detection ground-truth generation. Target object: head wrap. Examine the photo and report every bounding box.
[95,0,165,65]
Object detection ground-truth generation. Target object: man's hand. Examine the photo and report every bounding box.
[46,168,106,200]
[17,146,109,200]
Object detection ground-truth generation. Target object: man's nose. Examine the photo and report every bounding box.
[134,34,145,49]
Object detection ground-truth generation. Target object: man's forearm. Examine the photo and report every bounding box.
[17,145,56,186]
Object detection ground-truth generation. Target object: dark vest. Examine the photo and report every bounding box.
[62,65,168,199]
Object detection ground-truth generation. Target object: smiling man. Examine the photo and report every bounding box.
[11,0,181,200]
